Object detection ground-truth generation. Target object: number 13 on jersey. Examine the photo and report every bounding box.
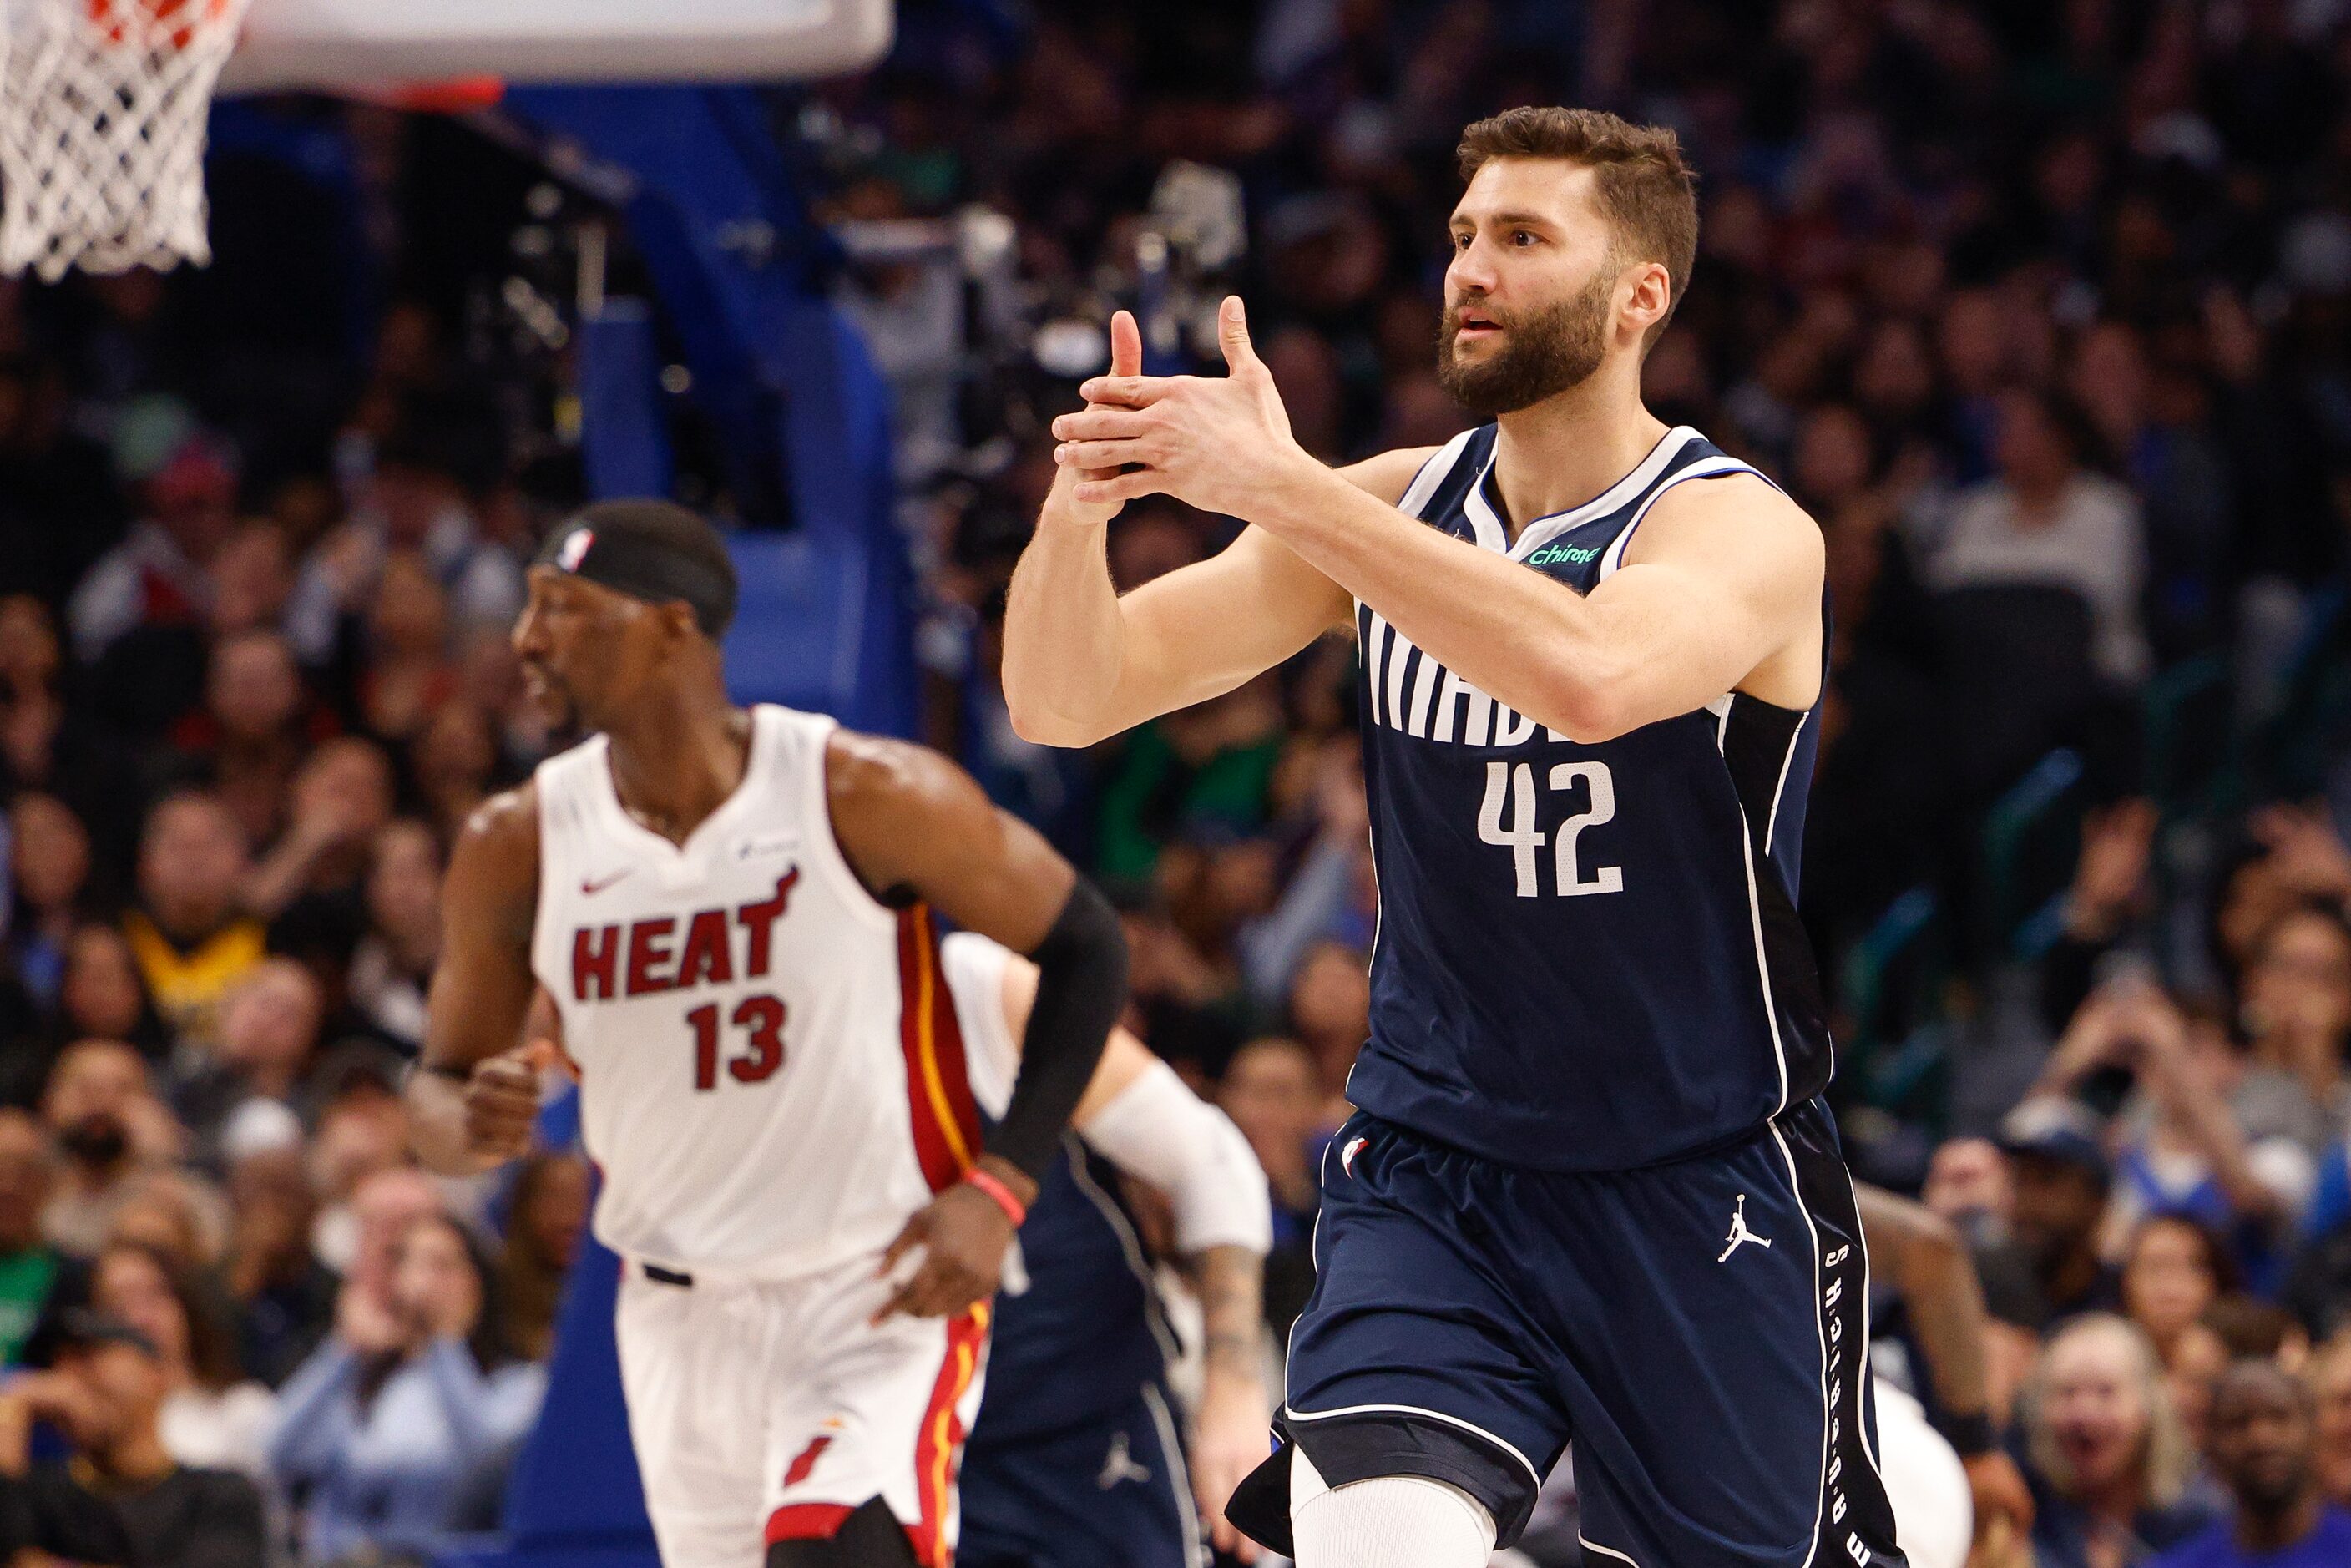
[1477,760,1623,898]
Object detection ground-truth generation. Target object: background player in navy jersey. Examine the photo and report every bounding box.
[937,931,1273,1568]
[1001,105,1910,1568]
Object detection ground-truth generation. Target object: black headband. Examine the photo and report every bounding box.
[535,518,736,637]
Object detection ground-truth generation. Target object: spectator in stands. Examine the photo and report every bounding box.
[2313,1332,2351,1508]
[104,1168,231,1275]
[2150,1360,2351,1567]
[286,392,522,668]
[2039,801,2161,1034]
[1217,1036,1323,1333]
[268,1213,544,1563]
[498,1151,589,1363]
[90,1241,275,1484]
[205,521,294,643]
[8,792,94,1013]
[245,735,397,940]
[171,957,325,1154]
[2020,1314,2215,1567]
[357,552,459,745]
[0,1309,265,1568]
[1118,888,1247,1081]
[1923,387,2151,687]
[0,1110,71,1366]
[2168,1321,2232,1459]
[2213,809,2351,982]
[54,923,172,1065]
[331,1166,442,1297]
[0,599,143,880]
[2233,908,2351,1160]
[2033,983,2294,1251]
[410,699,502,843]
[1286,939,1370,1125]
[40,1040,178,1258]
[1999,1100,2123,1327]
[1218,1037,1321,1235]
[223,1146,336,1388]
[122,792,263,1054]
[1238,739,1373,1011]
[1924,1136,2016,1246]
[66,402,236,665]
[169,630,336,850]
[346,819,441,1054]
[2122,1218,2237,1367]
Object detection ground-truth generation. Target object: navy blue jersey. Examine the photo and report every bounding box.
[968,1134,1173,1444]
[1346,423,1832,1171]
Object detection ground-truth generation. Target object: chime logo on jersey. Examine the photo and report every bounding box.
[569,867,801,1000]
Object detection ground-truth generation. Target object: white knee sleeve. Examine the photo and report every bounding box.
[1289,1447,1499,1568]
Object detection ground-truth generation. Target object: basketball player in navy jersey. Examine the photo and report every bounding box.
[1002,106,1909,1568]
[936,933,1273,1568]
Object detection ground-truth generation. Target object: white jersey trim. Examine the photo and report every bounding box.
[1397,430,1477,520]
[1594,455,1760,581]
[784,712,898,936]
[1463,426,1705,562]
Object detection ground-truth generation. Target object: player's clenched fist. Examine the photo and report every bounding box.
[463,1039,559,1161]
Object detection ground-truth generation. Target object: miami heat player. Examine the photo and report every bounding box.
[406,500,1127,1568]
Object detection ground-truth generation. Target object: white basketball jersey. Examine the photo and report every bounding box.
[530,705,985,1279]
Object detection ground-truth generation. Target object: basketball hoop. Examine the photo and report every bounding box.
[0,0,892,282]
[0,0,252,281]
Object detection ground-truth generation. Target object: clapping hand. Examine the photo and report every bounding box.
[1053,297,1315,521]
[1041,310,1146,530]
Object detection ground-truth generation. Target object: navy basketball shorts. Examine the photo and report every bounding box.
[1230,1096,1907,1568]
[958,1379,1202,1568]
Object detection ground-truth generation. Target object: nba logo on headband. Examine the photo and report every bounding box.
[556,529,595,572]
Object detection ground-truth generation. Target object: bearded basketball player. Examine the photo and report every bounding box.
[407,499,1128,1568]
[1002,106,1909,1568]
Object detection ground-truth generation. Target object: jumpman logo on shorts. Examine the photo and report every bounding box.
[1716,1194,1772,1262]
[1098,1430,1152,1490]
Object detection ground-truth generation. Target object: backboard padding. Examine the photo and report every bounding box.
[217,0,892,91]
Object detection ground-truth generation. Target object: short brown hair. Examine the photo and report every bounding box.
[1458,107,1700,347]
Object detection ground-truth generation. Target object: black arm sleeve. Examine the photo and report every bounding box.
[986,877,1128,1182]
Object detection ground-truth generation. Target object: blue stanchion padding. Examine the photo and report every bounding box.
[579,304,673,503]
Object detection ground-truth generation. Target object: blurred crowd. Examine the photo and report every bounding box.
[0,0,2342,1565]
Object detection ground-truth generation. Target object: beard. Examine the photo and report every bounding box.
[1434,266,1615,417]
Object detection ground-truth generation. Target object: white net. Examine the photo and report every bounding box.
[0,0,252,281]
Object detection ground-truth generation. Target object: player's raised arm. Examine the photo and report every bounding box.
[1000,310,1375,749]
[409,786,549,1176]
[827,731,1130,1321]
[1053,296,1824,741]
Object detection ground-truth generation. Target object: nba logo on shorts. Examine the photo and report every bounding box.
[558,529,595,571]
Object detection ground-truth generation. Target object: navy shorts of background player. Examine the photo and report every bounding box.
[958,1136,1203,1568]
[1226,423,1908,1568]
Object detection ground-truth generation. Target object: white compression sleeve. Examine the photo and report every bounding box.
[1078,1059,1273,1256]
[1290,1448,1498,1568]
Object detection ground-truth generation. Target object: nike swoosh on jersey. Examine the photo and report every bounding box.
[581,870,634,896]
